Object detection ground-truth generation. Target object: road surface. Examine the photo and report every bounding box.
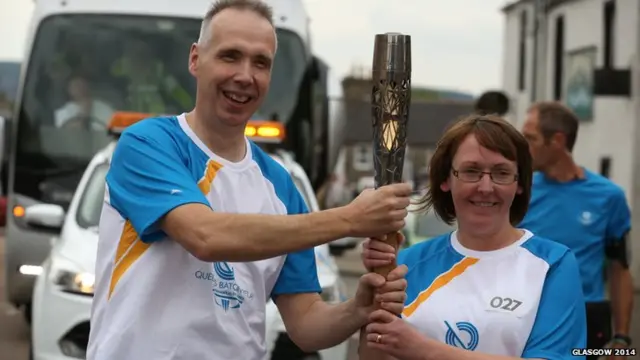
[0,230,30,360]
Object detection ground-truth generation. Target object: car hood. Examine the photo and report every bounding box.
[55,224,99,273]
[314,246,340,288]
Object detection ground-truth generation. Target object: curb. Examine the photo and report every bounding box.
[338,267,366,277]
[335,255,367,277]
[333,245,368,277]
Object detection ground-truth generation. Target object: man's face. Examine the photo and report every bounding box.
[68,77,90,101]
[189,9,275,128]
[521,109,553,171]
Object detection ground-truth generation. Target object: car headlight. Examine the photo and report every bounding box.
[49,254,95,296]
[54,270,95,295]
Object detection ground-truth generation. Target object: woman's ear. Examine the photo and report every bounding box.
[440,180,451,192]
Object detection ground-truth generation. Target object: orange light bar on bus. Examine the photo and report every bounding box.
[107,112,152,133]
[245,121,285,143]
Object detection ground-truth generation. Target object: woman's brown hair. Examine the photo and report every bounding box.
[414,114,532,226]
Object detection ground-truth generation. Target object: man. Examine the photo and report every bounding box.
[520,101,634,356]
[86,1,410,359]
[111,39,192,114]
[54,74,115,129]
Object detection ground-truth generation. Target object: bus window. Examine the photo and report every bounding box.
[0,61,21,117]
[13,13,308,210]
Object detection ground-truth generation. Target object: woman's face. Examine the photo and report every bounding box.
[441,134,522,235]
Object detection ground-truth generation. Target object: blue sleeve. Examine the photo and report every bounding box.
[522,251,587,359]
[397,249,412,317]
[106,129,210,243]
[270,184,321,299]
[606,189,631,241]
[398,244,430,305]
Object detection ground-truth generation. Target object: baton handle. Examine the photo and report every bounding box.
[372,231,400,278]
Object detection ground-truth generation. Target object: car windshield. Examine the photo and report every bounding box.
[0,61,21,117]
[13,14,308,208]
[76,162,109,229]
[414,212,457,238]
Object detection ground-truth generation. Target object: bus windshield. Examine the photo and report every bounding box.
[13,14,308,209]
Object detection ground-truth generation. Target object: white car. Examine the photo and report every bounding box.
[29,138,349,360]
[401,192,457,249]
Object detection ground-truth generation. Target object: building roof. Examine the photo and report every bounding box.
[343,99,475,146]
[501,0,578,13]
[501,0,529,13]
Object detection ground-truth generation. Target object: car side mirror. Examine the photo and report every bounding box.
[24,204,66,231]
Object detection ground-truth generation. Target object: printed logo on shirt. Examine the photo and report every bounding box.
[579,211,593,226]
[444,321,479,351]
[194,262,254,311]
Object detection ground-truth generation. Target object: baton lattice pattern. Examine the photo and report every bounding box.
[371,77,411,188]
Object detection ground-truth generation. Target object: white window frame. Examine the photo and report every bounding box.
[352,144,373,171]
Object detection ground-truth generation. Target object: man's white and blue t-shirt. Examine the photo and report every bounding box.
[399,230,586,359]
[87,114,321,360]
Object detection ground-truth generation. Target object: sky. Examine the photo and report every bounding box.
[0,0,509,97]
[303,0,509,97]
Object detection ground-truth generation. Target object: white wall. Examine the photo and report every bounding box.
[502,1,535,126]
[0,0,34,60]
[503,0,638,200]
[543,0,637,196]
[502,0,640,287]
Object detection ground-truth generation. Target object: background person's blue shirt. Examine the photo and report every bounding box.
[519,169,631,302]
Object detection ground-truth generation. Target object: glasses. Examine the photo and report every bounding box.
[452,167,518,185]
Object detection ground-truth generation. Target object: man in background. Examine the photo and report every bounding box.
[519,101,634,358]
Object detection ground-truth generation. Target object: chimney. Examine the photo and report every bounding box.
[341,64,372,101]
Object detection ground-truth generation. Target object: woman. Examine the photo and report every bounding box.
[359,114,587,360]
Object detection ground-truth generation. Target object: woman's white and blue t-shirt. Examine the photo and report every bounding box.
[399,230,587,359]
[87,114,321,360]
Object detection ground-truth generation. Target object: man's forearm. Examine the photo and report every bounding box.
[192,206,352,262]
[288,298,367,352]
[609,264,634,334]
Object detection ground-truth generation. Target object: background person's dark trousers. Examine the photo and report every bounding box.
[586,301,612,360]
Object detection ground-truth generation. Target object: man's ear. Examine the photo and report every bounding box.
[550,132,567,150]
[188,43,199,77]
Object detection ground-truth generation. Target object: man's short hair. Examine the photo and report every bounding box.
[474,91,510,116]
[198,0,274,45]
[528,101,579,152]
[414,114,533,226]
